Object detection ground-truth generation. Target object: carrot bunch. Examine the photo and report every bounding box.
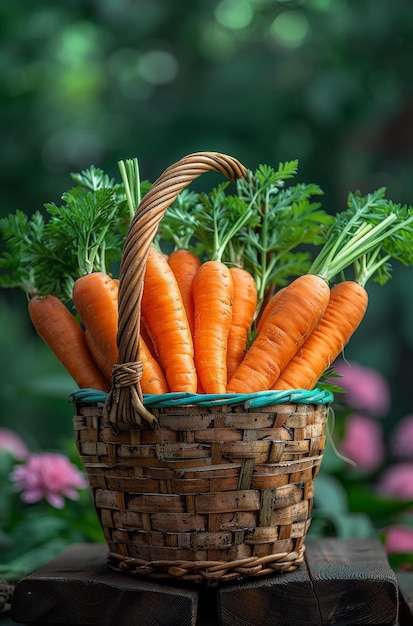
[144,187,413,396]
[0,161,152,393]
[2,158,413,400]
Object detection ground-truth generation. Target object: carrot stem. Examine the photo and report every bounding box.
[118,158,141,220]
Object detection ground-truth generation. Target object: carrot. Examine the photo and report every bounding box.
[141,246,197,393]
[226,267,258,381]
[28,294,110,392]
[227,273,330,393]
[255,287,285,334]
[74,273,168,393]
[167,249,202,335]
[138,335,169,394]
[140,315,157,359]
[272,280,368,391]
[193,260,234,393]
[72,272,119,377]
[85,329,112,386]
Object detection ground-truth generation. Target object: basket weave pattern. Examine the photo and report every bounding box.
[74,398,329,581]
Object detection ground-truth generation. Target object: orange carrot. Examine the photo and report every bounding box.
[227,273,330,393]
[168,249,202,336]
[85,329,112,386]
[141,246,197,393]
[86,317,167,394]
[140,315,157,360]
[72,272,119,376]
[273,280,368,390]
[138,335,169,394]
[28,294,110,391]
[193,260,234,393]
[255,287,285,334]
[226,267,258,381]
[83,280,167,394]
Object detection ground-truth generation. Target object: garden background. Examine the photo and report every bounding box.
[1,0,413,579]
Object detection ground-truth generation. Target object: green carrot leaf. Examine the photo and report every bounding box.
[235,163,332,303]
[156,189,202,252]
[309,189,413,284]
[0,211,46,296]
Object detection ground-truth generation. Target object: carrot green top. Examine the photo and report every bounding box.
[158,160,334,305]
[0,164,148,301]
[2,159,413,307]
[309,187,413,285]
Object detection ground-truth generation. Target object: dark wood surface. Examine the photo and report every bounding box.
[7,539,411,626]
[219,538,400,625]
[397,572,413,626]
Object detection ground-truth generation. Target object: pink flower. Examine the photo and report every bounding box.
[0,428,29,460]
[390,415,413,458]
[385,525,413,554]
[334,360,390,417]
[340,413,385,471]
[11,453,87,509]
[378,462,413,500]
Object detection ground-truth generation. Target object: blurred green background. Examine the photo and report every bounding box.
[1,0,413,448]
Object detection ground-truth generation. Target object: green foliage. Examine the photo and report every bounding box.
[0,163,148,301]
[309,188,413,284]
[235,162,331,299]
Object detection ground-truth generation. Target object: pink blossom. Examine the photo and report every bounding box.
[340,413,385,471]
[385,525,413,554]
[11,453,87,509]
[0,428,29,460]
[378,462,413,500]
[334,360,390,417]
[390,415,413,458]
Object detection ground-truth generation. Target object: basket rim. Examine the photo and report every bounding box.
[70,387,333,407]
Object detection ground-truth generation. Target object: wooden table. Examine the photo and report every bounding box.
[7,538,413,625]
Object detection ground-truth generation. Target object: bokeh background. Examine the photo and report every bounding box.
[2,1,413,567]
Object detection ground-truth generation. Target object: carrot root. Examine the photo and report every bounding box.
[72,272,119,375]
[29,294,109,392]
[273,280,368,390]
[168,249,202,336]
[227,273,330,393]
[226,267,258,381]
[193,260,234,394]
[141,246,197,393]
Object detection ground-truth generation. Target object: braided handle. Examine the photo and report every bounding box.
[104,151,247,428]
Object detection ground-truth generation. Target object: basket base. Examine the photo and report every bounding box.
[107,545,305,582]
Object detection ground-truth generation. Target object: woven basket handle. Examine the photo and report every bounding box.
[104,151,247,428]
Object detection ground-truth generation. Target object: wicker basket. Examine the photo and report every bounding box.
[71,152,333,582]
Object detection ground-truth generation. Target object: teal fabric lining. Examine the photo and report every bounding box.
[70,388,333,407]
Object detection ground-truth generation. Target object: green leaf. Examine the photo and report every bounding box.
[234,163,332,302]
[157,189,202,252]
[70,164,115,192]
[309,189,413,285]
[0,210,46,295]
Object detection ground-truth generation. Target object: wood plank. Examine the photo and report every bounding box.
[10,539,401,626]
[218,558,318,626]
[397,573,413,625]
[11,544,199,626]
[218,538,399,626]
[305,538,399,625]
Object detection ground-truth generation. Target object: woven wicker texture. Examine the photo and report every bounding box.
[74,392,329,581]
[73,152,333,581]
